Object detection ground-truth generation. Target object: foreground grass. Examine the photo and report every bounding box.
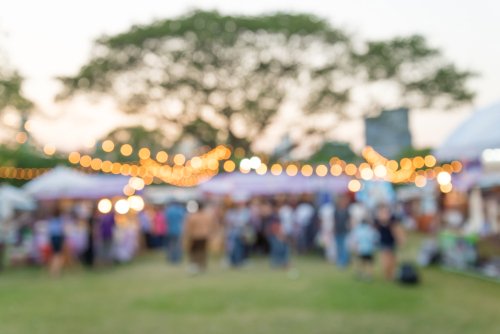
[0,253,499,334]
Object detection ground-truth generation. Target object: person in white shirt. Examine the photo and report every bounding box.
[294,199,315,253]
[319,200,336,263]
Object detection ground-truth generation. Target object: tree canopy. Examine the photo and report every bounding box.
[0,49,33,141]
[58,10,475,153]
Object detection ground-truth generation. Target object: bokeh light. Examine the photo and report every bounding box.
[424,155,437,167]
[97,198,112,214]
[285,164,298,176]
[315,165,328,177]
[301,164,313,177]
[128,195,145,211]
[415,175,427,188]
[330,164,342,176]
[223,160,236,172]
[437,171,452,185]
[344,164,357,176]
[440,183,453,193]
[68,152,81,164]
[102,140,115,153]
[43,144,56,156]
[138,147,151,160]
[373,165,387,178]
[173,154,186,165]
[348,179,362,192]
[120,144,133,156]
[270,164,282,176]
[156,151,168,163]
[114,199,130,214]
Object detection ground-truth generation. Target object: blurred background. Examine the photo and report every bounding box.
[0,1,499,334]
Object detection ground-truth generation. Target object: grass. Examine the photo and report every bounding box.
[0,250,499,334]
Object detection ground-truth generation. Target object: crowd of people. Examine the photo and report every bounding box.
[1,192,406,281]
[0,201,138,277]
[136,193,406,280]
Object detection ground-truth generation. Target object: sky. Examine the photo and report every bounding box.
[0,0,499,152]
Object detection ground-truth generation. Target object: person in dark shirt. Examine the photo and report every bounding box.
[81,206,98,269]
[374,203,405,280]
[99,212,115,265]
[334,195,352,268]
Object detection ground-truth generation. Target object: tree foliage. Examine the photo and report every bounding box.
[0,71,33,115]
[58,10,475,152]
[94,125,169,162]
[353,35,475,113]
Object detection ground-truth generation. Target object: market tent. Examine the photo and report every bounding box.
[0,184,36,221]
[143,186,199,204]
[198,172,350,195]
[434,101,500,160]
[23,166,129,200]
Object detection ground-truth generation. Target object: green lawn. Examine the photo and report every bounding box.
[0,252,499,334]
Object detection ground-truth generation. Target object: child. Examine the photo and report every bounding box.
[351,219,379,280]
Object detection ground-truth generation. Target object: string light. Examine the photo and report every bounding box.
[348,179,362,192]
[120,144,133,156]
[102,140,114,153]
[301,164,313,177]
[270,164,282,176]
[315,165,328,177]
[156,151,168,163]
[286,164,298,176]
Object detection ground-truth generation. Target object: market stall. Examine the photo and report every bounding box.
[198,172,351,196]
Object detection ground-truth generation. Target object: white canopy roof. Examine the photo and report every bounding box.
[23,166,129,200]
[23,166,90,199]
[434,101,500,160]
[0,184,35,221]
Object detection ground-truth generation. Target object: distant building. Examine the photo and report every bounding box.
[365,108,412,159]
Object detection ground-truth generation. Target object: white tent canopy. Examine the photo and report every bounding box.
[434,102,500,160]
[0,184,35,221]
[23,166,91,200]
[23,166,129,200]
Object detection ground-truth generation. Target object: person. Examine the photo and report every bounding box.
[249,197,268,255]
[294,198,315,253]
[183,201,215,274]
[48,207,65,277]
[333,195,352,268]
[225,196,251,267]
[374,203,405,280]
[278,199,295,246]
[165,201,186,264]
[263,199,289,268]
[138,206,154,250]
[318,198,336,263]
[98,212,115,265]
[351,219,379,280]
[0,215,8,272]
[152,206,167,248]
[81,206,98,269]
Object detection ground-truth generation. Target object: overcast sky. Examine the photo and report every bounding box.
[1,0,498,151]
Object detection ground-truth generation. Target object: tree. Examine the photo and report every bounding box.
[57,10,352,152]
[58,10,475,153]
[0,72,33,115]
[94,125,168,162]
[308,141,360,164]
[0,49,33,137]
[352,35,475,115]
